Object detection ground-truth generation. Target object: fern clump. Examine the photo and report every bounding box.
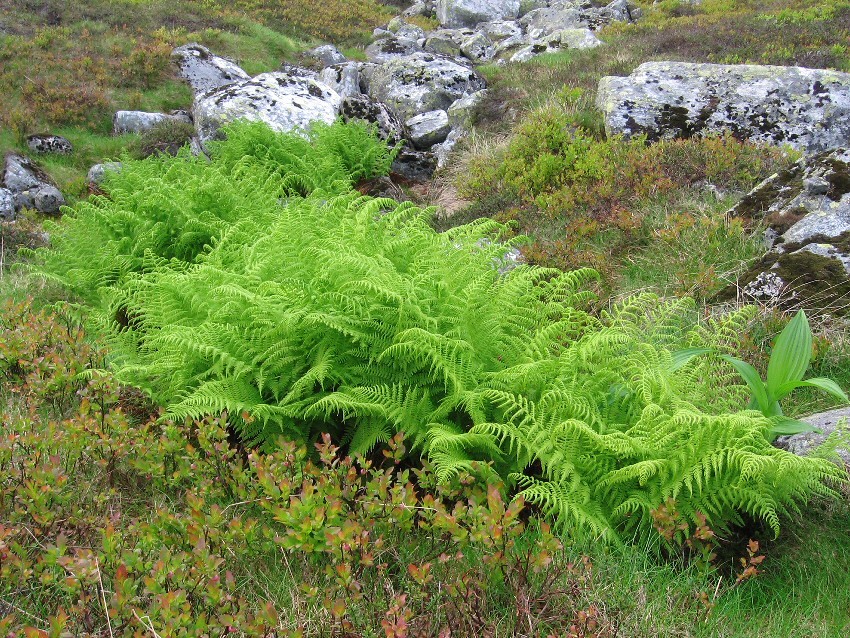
[29,123,846,546]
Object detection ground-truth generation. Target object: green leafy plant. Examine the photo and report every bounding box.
[674,310,849,439]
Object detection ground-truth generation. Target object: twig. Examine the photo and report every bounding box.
[1,231,5,280]
[0,597,48,627]
[95,557,115,638]
[221,496,272,513]
[133,610,164,638]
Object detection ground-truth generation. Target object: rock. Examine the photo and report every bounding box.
[306,44,347,68]
[433,128,466,168]
[2,153,65,215]
[0,187,14,221]
[341,95,407,144]
[479,19,523,41]
[387,18,426,41]
[403,2,435,19]
[319,63,361,100]
[401,0,435,18]
[460,32,494,62]
[447,89,487,130]
[113,110,188,135]
[3,153,46,193]
[367,51,485,122]
[405,110,451,149]
[172,43,250,94]
[520,5,584,35]
[32,185,64,214]
[510,42,549,63]
[774,407,850,466]
[597,62,850,153]
[87,162,123,186]
[544,27,603,50]
[727,149,850,312]
[26,134,72,154]
[518,0,547,17]
[391,147,438,181]
[365,36,423,63]
[425,33,463,57]
[437,0,521,28]
[193,71,342,145]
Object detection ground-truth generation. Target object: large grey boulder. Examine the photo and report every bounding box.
[0,187,14,221]
[597,62,850,153]
[437,0,521,27]
[366,52,485,122]
[172,43,250,94]
[27,134,72,155]
[726,149,850,313]
[193,71,342,145]
[405,110,451,149]
[113,110,190,135]
[775,407,850,466]
[341,95,407,144]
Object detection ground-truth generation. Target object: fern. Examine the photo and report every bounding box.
[30,122,847,546]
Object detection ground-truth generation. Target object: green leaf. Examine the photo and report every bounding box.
[766,310,812,399]
[768,416,821,438]
[668,347,712,372]
[719,354,771,415]
[774,377,850,403]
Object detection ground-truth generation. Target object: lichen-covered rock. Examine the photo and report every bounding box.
[597,62,850,153]
[405,110,451,149]
[726,148,850,312]
[425,32,463,57]
[544,27,602,50]
[479,19,523,42]
[367,51,485,122]
[319,63,361,100]
[0,187,14,221]
[520,4,583,35]
[87,162,123,186]
[387,18,427,41]
[193,72,342,145]
[437,0,521,28]
[113,110,190,135]
[3,153,45,194]
[365,36,424,63]
[172,43,250,94]
[774,407,850,466]
[341,95,407,144]
[403,2,436,19]
[26,134,72,154]
[447,89,487,130]
[306,44,347,68]
[460,32,494,62]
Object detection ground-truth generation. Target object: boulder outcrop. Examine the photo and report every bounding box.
[2,153,65,216]
[193,71,342,145]
[597,62,850,153]
[172,43,250,94]
[726,148,850,313]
